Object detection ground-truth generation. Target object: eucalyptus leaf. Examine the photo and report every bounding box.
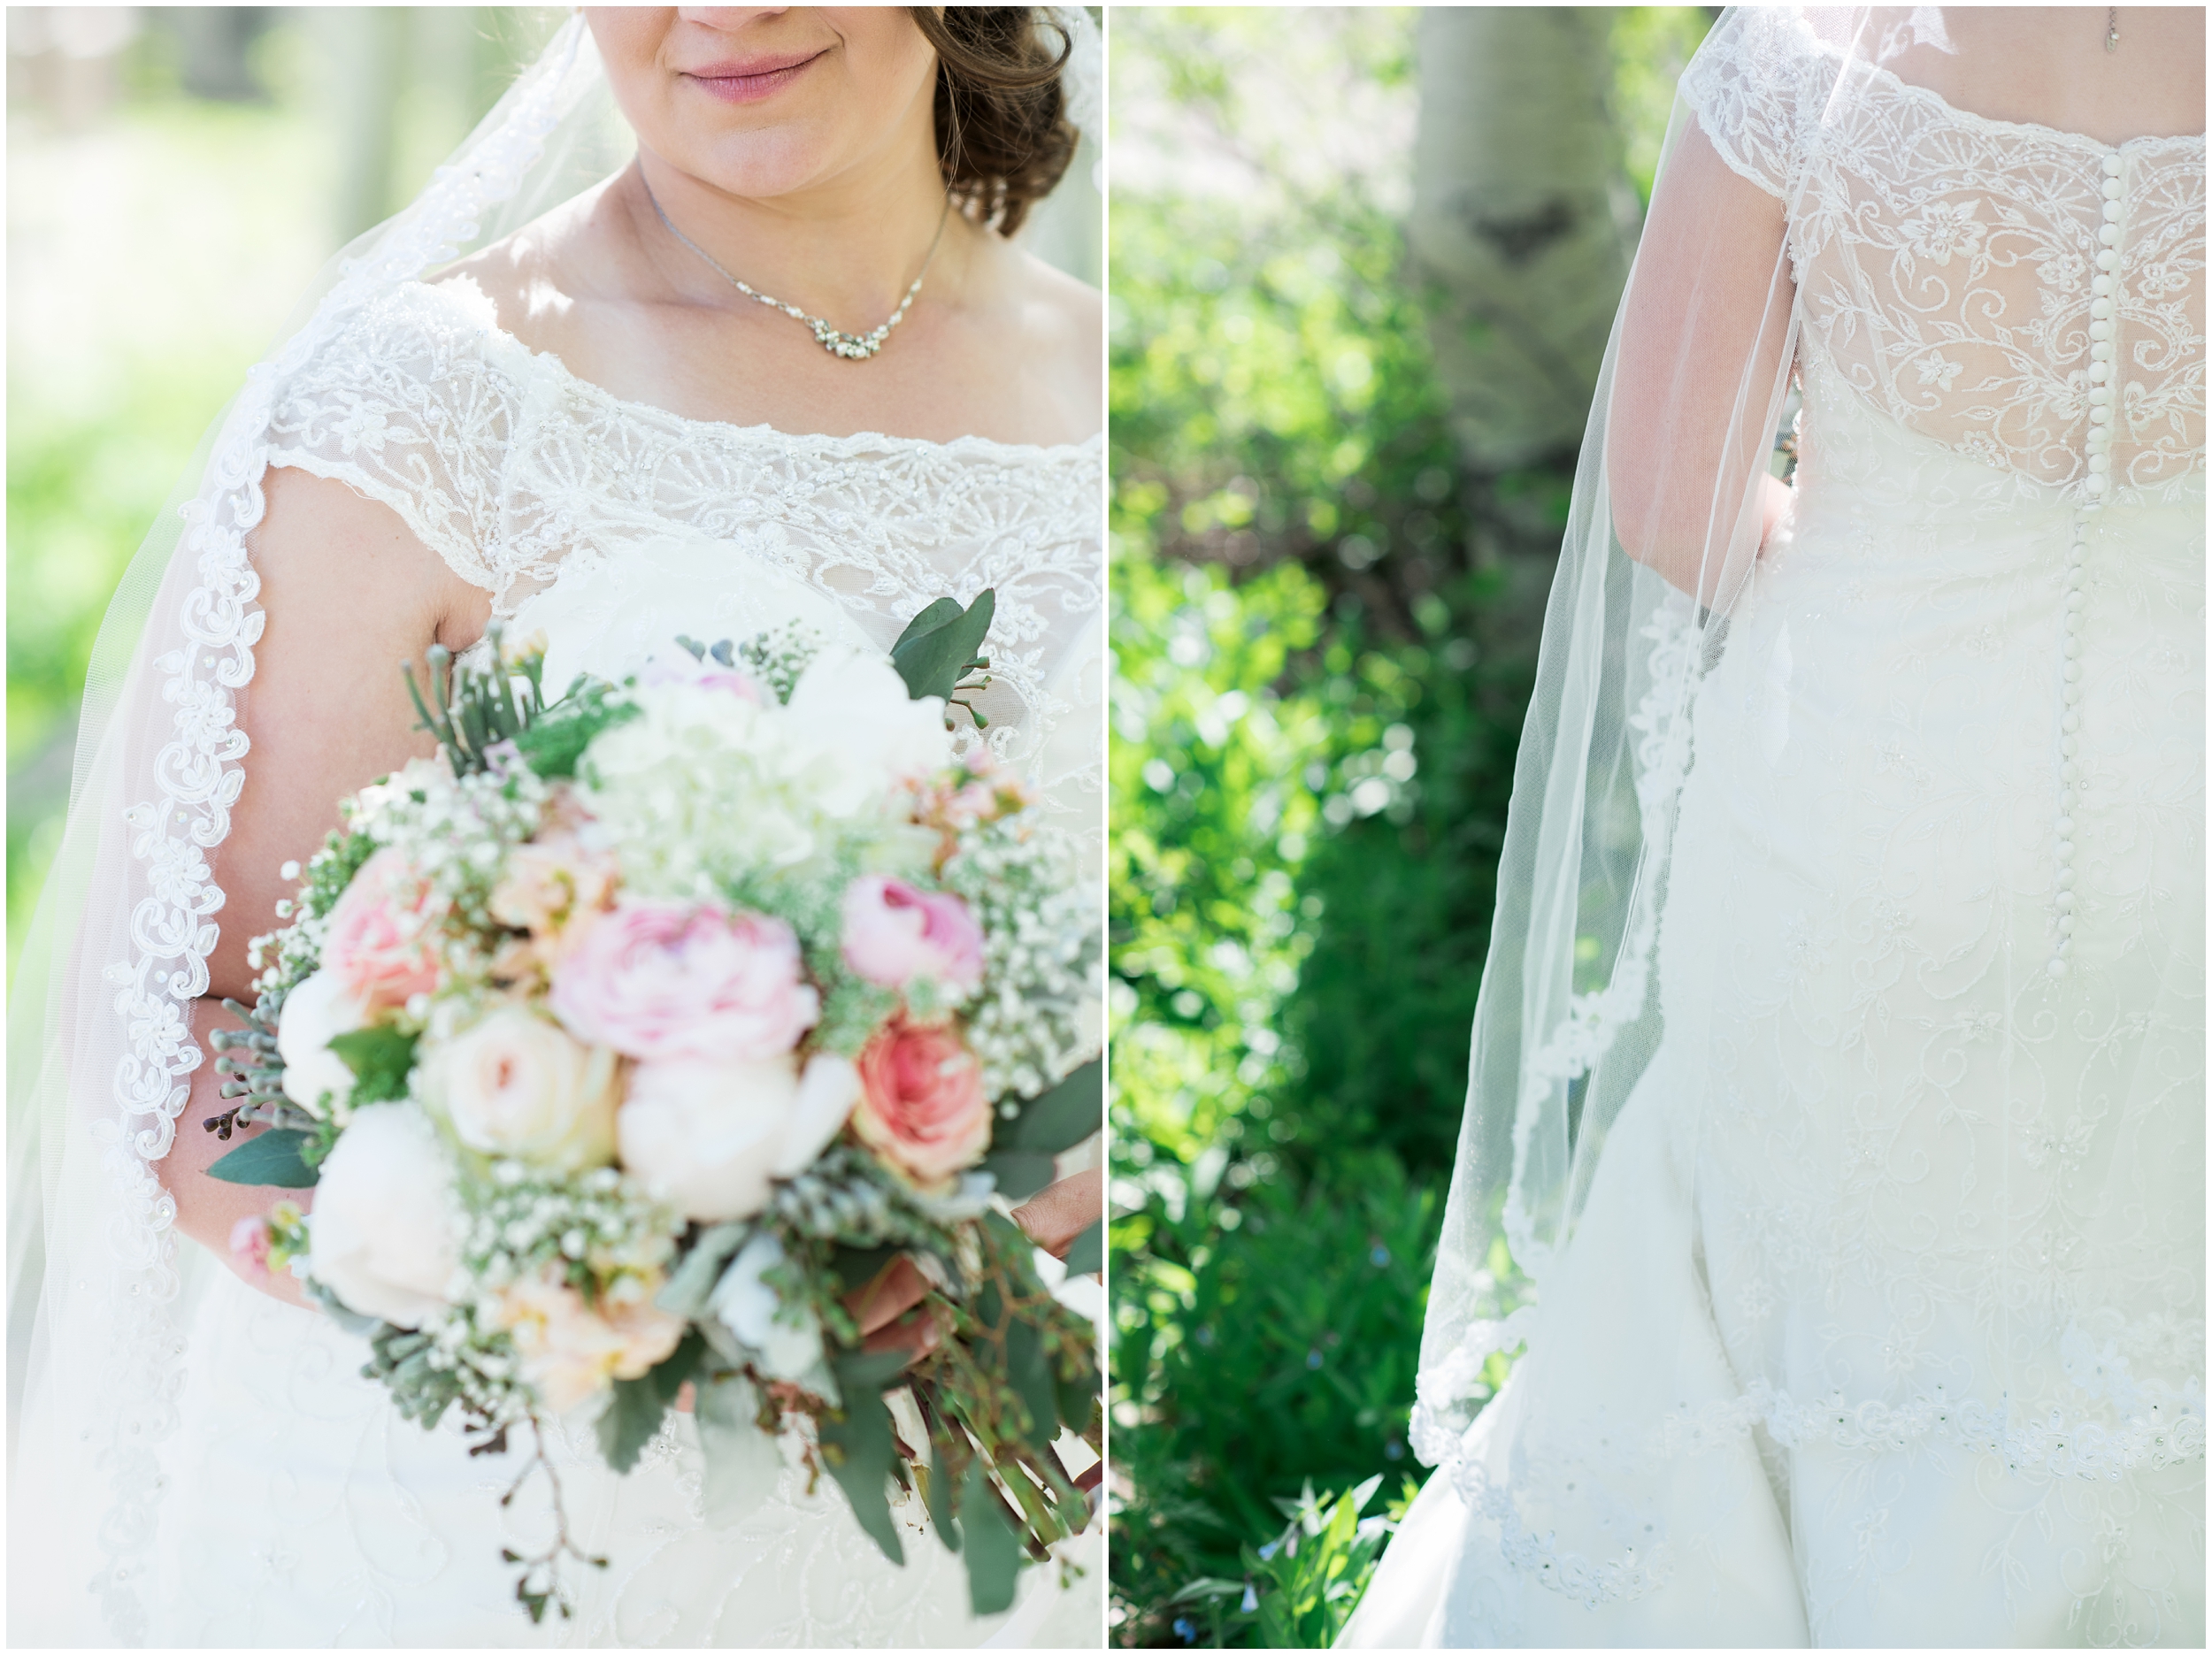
[1062,1218,1104,1276]
[818,1349,913,1567]
[206,1128,319,1189]
[1003,1319,1062,1444]
[595,1373,669,1474]
[891,590,995,702]
[960,1454,1025,1617]
[695,1375,783,1529]
[980,1149,1056,1202]
[999,1060,1102,1155]
[658,1222,749,1318]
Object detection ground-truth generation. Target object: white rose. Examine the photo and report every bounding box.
[618,1053,860,1222]
[419,1005,620,1171]
[708,1230,825,1383]
[276,968,371,1119]
[307,1103,460,1329]
[783,649,953,816]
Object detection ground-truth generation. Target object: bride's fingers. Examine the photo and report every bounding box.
[860,1301,946,1365]
[1010,1166,1104,1265]
[847,1256,931,1337]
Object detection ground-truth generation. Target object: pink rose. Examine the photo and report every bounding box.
[841,877,985,996]
[853,1020,992,1187]
[550,900,819,1063]
[228,1214,272,1274]
[324,848,442,1007]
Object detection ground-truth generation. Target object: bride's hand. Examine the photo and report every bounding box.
[842,1168,1108,1368]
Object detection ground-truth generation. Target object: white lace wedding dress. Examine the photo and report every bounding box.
[1348,10,2203,1648]
[135,276,1103,1648]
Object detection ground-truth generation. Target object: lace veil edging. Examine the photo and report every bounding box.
[4,21,612,1641]
[1409,5,2206,1613]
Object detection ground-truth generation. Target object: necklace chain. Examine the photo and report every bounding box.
[2107,6,2119,52]
[641,175,951,362]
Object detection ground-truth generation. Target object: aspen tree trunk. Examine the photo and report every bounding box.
[1410,7,1639,472]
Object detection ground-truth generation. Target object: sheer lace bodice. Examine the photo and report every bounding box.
[1681,5,2206,495]
[143,284,1104,1647]
[1349,10,2203,1646]
[264,277,1103,778]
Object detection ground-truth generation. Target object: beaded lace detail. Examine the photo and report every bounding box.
[263,278,1103,775]
[1392,11,2207,1641]
[1680,4,2206,496]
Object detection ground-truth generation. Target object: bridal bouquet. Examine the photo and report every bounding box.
[207,596,1102,1621]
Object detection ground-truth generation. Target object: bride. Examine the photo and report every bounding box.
[9,8,1103,1646]
[1346,6,2201,1647]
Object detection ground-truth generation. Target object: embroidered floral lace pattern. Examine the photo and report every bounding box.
[1386,11,2206,1643]
[1680,4,2206,496]
[88,29,1100,1642]
[263,279,1103,779]
[88,35,583,1641]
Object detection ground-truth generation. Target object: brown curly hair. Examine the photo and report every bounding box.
[909,7,1081,237]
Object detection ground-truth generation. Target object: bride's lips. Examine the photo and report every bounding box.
[681,49,827,104]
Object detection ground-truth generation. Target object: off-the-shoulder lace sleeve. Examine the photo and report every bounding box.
[265,279,525,597]
[1676,6,1820,200]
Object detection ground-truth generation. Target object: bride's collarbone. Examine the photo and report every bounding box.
[458,275,1098,451]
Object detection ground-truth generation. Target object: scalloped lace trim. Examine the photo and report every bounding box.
[88,30,582,1643]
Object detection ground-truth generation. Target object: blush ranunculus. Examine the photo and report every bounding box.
[418,1005,621,1172]
[853,1020,992,1188]
[549,900,819,1063]
[323,847,443,1007]
[840,876,986,996]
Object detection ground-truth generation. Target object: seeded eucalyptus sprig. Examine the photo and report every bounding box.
[403,622,548,777]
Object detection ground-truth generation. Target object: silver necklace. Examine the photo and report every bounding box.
[641,176,950,362]
[2106,6,2119,52]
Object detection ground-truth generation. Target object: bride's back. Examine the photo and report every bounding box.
[1693,4,2207,494]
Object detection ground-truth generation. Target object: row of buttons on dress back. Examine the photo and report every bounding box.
[2049,149,2127,981]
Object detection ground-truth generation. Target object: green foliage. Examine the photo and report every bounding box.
[890,588,997,720]
[205,1126,322,1189]
[1102,8,1730,1644]
[330,1023,420,1107]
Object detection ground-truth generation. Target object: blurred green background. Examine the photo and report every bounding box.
[1106,8,1715,1646]
[6,6,569,976]
[4,4,1102,985]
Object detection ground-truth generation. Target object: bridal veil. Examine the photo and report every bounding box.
[1409,0,2202,1599]
[7,12,1103,1643]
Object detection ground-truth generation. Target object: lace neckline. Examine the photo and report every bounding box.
[409,277,1105,469]
[1800,20,2208,157]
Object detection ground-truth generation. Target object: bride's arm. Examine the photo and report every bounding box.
[1606,122,1796,608]
[161,466,491,1304]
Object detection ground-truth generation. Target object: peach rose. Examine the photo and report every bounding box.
[488,831,618,964]
[853,1020,992,1187]
[550,900,819,1063]
[491,1268,687,1416]
[324,848,442,1007]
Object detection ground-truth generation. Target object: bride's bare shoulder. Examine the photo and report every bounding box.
[428,179,635,361]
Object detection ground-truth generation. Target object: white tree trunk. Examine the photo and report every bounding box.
[1409,7,1639,472]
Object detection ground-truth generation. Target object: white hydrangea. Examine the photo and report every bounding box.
[579,649,947,897]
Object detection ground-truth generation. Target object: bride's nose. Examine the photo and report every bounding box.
[679,8,795,29]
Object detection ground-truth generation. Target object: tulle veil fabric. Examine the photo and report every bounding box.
[1406,0,2202,1574]
[1409,4,1819,1474]
[6,11,1103,1644]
